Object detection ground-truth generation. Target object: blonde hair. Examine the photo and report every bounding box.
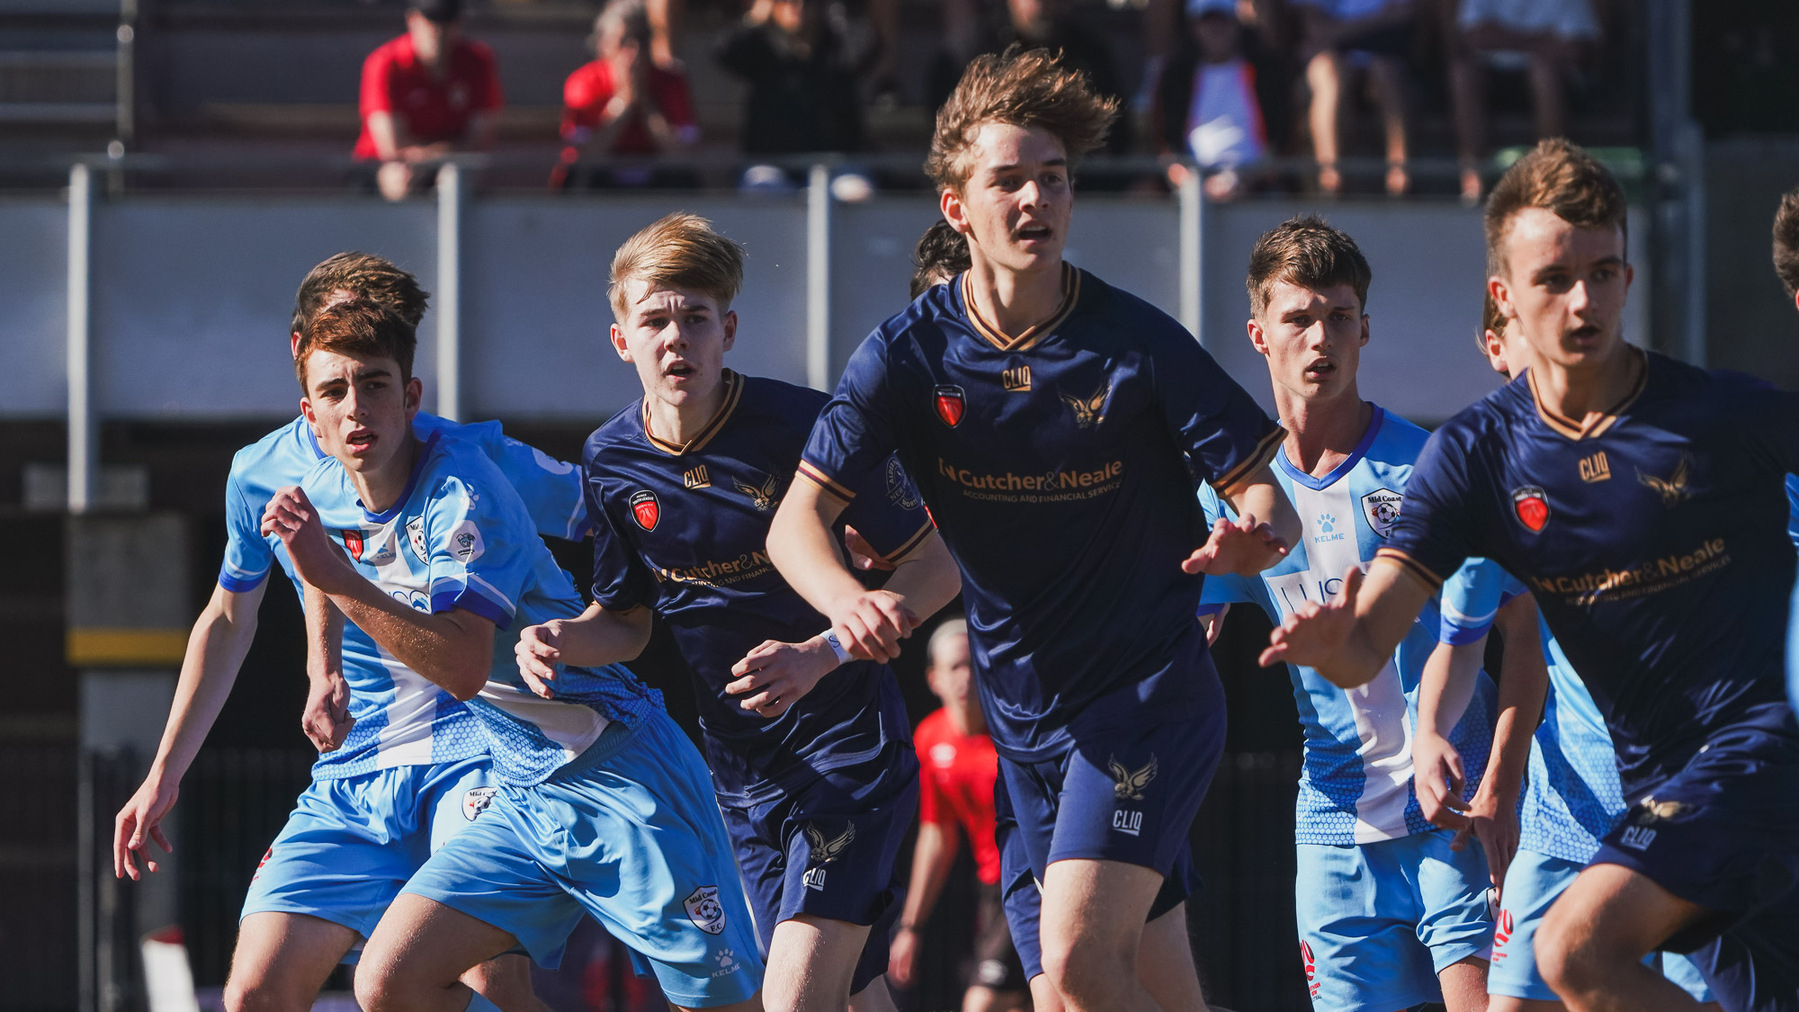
[925,45,1118,193]
[609,212,746,321]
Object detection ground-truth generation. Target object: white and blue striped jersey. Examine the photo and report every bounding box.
[217,414,589,779]
[1200,405,1496,845]
[299,432,658,787]
[1439,567,1623,863]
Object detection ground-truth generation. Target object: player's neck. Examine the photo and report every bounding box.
[945,701,984,738]
[1530,342,1644,426]
[646,377,728,448]
[964,255,1066,339]
[1276,387,1371,479]
[351,431,423,514]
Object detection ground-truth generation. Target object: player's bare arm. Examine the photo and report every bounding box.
[300,583,354,752]
[1466,591,1546,888]
[263,485,496,701]
[515,602,653,698]
[114,578,266,880]
[1413,633,1485,833]
[1261,556,1431,686]
[1183,464,1298,576]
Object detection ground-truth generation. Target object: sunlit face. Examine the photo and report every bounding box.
[1248,279,1367,404]
[610,281,737,413]
[926,632,973,710]
[300,349,421,479]
[942,123,1072,277]
[1491,207,1632,375]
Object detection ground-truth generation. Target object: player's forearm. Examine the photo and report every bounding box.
[367,111,402,161]
[149,583,263,783]
[1418,637,1484,738]
[303,583,344,685]
[1224,468,1301,556]
[880,534,962,624]
[545,602,652,668]
[323,580,492,701]
[767,482,862,619]
[898,821,957,930]
[1319,558,1426,688]
[1486,595,1548,801]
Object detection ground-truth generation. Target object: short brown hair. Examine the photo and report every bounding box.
[295,298,417,388]
[1483,138,1627,277]
[910,220,972,298]
[292,252,429,338]
[1772,186,1799,298]
[1245,215,1372,318]
[925,45,1119,193]
[609,212,745,322]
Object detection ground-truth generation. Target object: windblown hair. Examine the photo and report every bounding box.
[925,45,1119,193]
[1483,138,1627,276]
[1244,215,1372,318]
[1772,185,1799,298]
[910,220,972,298]
[291,252,428,340]
[609,212,745,321]
[295,298,418,388]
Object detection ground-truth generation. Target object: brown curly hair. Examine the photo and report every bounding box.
[924,45,1118,193]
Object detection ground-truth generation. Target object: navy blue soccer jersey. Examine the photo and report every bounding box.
[1381,352,1799,799]
[583,370,934,806]
[799,267,1283,762]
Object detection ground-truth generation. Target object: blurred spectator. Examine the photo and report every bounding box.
[354,0,502,202]
[890,621,1030,1012]
[1156,0,1269,200]
[1294,0,1414,195]
[557,0,700,188]
[1448,0,1598,202]
[716,0,867,186]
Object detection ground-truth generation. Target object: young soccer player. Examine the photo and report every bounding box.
[113,253,576,1012]
[1264,138,1799,1011]
[511,212,959,1012]
[1196,216,1498,1012]
[1416,293,1717,1011]
[768,47,1299,1012]
[263,298,765,1012]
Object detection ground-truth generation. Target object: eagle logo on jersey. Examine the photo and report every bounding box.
[630,489,660,530]
[934,385,966,427]
[1511,486,1549,532]
[1636,796,1688,821]
[730,472,784,512]
[683,885,727,935]
[1359,488,1402,539]
[1059,382,1111,430]
[803,821,857,864]
[1636,456,1693,509]
[1108,755,1157,801]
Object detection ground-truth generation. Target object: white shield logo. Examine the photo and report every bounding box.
[462,787,497,821]
[684,885,726,935]
[406,515,429,563]
[1359,488,1403,539]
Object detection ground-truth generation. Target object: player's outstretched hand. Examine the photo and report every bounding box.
[726,637,838,718]
[260,487,355,594]
[515,623,563,699]
[1183,516,1290,577]
[114,777,177,881]
[301,672,356,752]
[1261,565,1363,670]
[828,590,919,663]
[1413,730,1470,832]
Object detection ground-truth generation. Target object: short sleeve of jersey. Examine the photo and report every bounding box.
[218,468,272,592]
[1154,329,1283,495]
[359,44,396,117]
[1195,482,1254,612]
[582,454,657,613]
[1381,423,1484,588]
[451,420,589,540]
[799,336,900,502]
[1437,558,1522,645]
[424,474,530,630]
[838,454,934,564]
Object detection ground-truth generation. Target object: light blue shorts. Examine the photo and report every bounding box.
[241,755,494,938]
[402,711,763,1008]
[1295,830,1494,1012]
[1490,848,1714,1002]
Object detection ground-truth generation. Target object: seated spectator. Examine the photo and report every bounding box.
[1448,0,1598,202]
[716,0,867,185]
[557,0,700,188]
[1156,0,1269,200]
[1294,0,1414,195]
[354,0,502,202]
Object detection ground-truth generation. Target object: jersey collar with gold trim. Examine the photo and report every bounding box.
[1526,346,1648,441]
[642,369,744,456]
[958,263,1081,353]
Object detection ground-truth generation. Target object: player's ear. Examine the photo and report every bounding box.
[721,309,737,351]
[1358,313,1370,347]
[1482,329,1508,376]
[404,376,422,418]
[290,331,303,359]
[1489,276,1513,322]
[610,322,632,363]
[940,189,971,237]
[1246,317,1270,356]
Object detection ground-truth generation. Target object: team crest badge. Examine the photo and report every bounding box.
[1511,486,1549,533]
[885,457,921,510]
[1359,488,1402,539]
[730,472,783,512]
[803,822,857,864]
[934,385,966,427]
[683,885,727,935]
[462,786,497,821]
[406,516,428,562]
[630,489,660,531]
[342,529,364,561]
[1107,754,1157,801]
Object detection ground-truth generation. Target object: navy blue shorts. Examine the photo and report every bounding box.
[1592,720,1799,1012]
[720,744,918,995]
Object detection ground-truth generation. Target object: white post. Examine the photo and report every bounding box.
[1177,165,1204,345]
[68,162,95,515]
[436,161,462,421]
[806,163,832,391]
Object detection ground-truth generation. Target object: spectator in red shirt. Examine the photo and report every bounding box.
[557,0,699,189]
[891,620,1030,1012]
[355,0,503,202]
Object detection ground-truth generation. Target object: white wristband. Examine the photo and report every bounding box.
[823,631,853,664]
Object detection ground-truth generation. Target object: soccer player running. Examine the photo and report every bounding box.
[1414,292,1718,1011]
[511,213,961,1012]
[113,253,574,1012]
[263,299,765,1011]
[768,46,1300,1012]
[1264,138,1799,1012]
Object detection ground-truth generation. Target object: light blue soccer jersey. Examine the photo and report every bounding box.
[1199,405,1496,845]
[299,431,658,788]
[1439,566,1624,862]
[216,414,590,779]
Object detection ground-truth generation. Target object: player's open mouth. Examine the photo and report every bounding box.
[1304,359,1336,379]
[667,362,696,379]
[1568,324,1602,344]
[1015,224,1052,242]
[346,429,376,451]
